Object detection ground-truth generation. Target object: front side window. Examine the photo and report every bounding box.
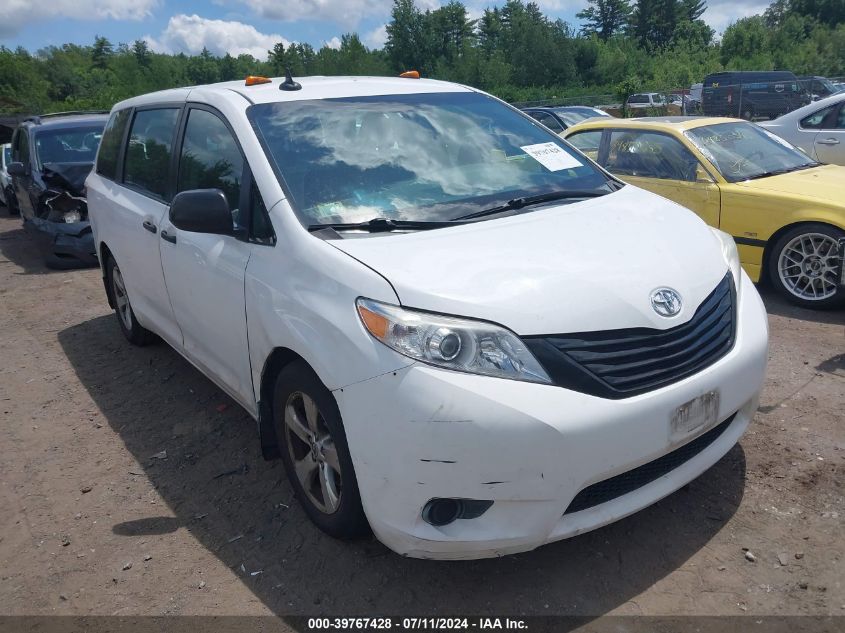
[248,92,610,228]
[124,108,180,200]
[97,109,131,180]
[2,145,11,168]
[605,130,700,182]
[685,122,817,182]
[35,125,104,168]
[177,108,244,218]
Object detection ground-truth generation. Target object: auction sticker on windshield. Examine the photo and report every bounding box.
[520,143,583,171]
[670,391,719,443]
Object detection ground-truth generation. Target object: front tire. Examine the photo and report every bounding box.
[6,188,20,216]
[768,223,845,309]
[273,360,369,539]
[106,256,156,345]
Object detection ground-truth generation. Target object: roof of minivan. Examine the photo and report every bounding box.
[113,76,473,111]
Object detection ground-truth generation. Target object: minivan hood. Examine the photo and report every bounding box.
[330,186,730,335]
[734,164,845,205]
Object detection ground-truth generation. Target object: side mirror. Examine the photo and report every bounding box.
[169,189,233,235]
[695,165,715,184]
[7,162,27,177]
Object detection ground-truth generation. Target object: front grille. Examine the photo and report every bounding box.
[525,274,735,399]
[564,412,736,515]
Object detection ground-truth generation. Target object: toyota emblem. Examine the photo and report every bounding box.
[650,288,682,317]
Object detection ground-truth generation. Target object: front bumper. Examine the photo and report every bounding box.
[24,217,98,267]
[334,271,768,559]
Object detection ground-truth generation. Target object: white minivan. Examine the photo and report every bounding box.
[86,75,769,560]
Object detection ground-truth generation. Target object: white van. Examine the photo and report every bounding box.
[86,75,768,560]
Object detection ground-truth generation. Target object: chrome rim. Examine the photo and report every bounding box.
[111,266,133,330]
[778,232,841,301]
[284,391,341,514]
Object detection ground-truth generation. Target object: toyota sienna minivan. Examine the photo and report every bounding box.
[86,75,769,559]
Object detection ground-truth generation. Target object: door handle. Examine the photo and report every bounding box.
[817,138,840,145]
[142,220,157,234]
[160,229,177,244]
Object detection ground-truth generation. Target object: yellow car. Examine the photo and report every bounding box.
[563,116,845,308]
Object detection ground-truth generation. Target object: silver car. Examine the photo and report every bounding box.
[761,92,845,166]
[0,142,15,212]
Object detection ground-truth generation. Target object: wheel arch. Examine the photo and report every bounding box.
[761,219,845,281]
[257,347,311,460]
[99,241,116,309]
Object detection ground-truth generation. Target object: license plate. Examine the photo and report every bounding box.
[670,391,720,442]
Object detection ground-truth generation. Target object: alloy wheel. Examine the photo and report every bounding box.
[777,232,841,301]
[284,391,342,514]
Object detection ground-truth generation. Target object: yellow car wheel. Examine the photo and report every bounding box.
[769,223,845,309]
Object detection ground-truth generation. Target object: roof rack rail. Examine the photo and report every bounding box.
[24,110,110,125]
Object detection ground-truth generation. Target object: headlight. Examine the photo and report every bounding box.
[62,210,82,223]
[711,228,741,287]
[356,298,551,384]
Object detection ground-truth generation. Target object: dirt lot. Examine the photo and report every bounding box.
[0,213,843,623]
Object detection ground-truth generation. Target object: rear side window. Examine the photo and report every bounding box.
[97,109,131,180]
[530,112,564,134]
[801,106,835,130]
[124,108,180,201]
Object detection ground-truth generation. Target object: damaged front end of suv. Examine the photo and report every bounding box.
[27,164,99,269]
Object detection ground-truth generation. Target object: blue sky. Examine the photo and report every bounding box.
[1,1,771,59]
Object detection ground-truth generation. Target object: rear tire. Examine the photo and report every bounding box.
[106,255,157,345]
[768,223,845,309]
[273,360,369,539]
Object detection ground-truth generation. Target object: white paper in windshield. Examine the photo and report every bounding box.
[520,143,583,171]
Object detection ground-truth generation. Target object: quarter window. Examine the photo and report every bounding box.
[605,130,699,182]
[124,108,180,200]
[97,109,131,180]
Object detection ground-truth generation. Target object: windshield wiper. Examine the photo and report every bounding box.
[451,189,610,222]
[746,163,819,180]
[307,217,464,233]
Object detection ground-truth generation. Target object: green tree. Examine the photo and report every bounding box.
[577,0,632,41]
[91,36,113,70]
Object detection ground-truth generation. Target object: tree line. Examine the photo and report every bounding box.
[0,0,843,114]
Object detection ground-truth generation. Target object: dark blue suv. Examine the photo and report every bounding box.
[8,112,108,268]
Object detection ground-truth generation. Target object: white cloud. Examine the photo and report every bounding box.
[324,36,342,50]
[230,0,390,26]
[144,14,290,61]
[365,24,388,49]
[0,0,158,37]
[701,1,771,35]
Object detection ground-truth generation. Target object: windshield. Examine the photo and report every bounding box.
[248,92,610,228]
[684,122,817,182]
[34,125,104,168]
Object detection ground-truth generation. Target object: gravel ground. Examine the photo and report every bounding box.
[0,213,842,623]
